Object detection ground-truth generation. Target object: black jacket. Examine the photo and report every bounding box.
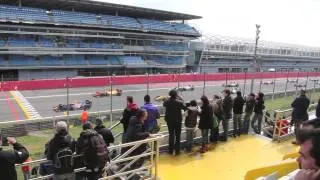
[245,99,255,114]
[254,98,265,114]
[185,106,198,128]
[76,129,104,169]
[222,95,233,119]
[120,103,139,133]
[199,104,214,130]
[233,95,245,114]
[94,125,115,147]
[0,142,29,180]
[291,95,310,121]
[47,131,74,162]
[123,116,150,157]
[163,98,186,125]
[317,103,320,118]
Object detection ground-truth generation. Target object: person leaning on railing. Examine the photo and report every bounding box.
[0,136,29,180]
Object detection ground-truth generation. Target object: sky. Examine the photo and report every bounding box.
[97,0,320,47]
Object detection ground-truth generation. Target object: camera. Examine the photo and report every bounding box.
[1,135,9,146]
[186,102,191,107]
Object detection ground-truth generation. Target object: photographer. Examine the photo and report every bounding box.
[0,136,29,180]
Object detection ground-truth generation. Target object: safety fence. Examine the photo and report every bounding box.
[262,103,318,142]
[1,71,320,91]
[15,134,163,180]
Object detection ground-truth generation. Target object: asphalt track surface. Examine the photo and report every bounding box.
[0,77,319,122]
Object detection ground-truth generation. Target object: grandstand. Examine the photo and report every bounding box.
[191,35,320,73]
[0,0,201,80]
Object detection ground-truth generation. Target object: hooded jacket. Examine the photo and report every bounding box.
[245,98,255,114]
[163,98,186,125]
[121,102,139,133]
[233,95,245,114]
[123,116,149,157]
[199,104,214,130]
[212,99,223,120]
[142,103,160,132]
[291,95,310,121]
[222,95,233,119]
[0,142,29,180]
[185,106,198,128]
[254,97,265,114]
[76,129,105,169]
[94,125,114,147]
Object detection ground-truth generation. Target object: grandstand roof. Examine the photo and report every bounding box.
[5,0,201,21]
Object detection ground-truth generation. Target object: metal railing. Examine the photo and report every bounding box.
[16,134,163,180]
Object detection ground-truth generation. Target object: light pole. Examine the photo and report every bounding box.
[109,74,115,127]
[146,72,150,95]
[250,24,261,93]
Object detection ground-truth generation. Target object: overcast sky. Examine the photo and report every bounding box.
[97,0,320,47]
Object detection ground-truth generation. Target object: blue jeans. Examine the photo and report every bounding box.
[243,112,252,134]
[251,113,263,134]
[233,114,242,136]
[186,128,195,152]
[201,129,209,145]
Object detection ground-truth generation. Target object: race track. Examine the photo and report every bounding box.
[0,77,318,122]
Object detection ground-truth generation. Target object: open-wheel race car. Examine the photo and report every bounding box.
[154,95,169,102]
[93,89,122,98]
[172,85,195,92]
[263,80,274,85]
[230,87,241,94]
[53,100,92,112]
[294,83,307,88]
[222,82,239,88]
[288,79,298,83]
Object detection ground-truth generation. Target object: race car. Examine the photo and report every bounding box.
[294,83,307,88]
[288,79,298,83]
[172,85,195,92]
[222,82,239,88]
[263,80,274,85]
[154,95,169,102]
[92,89,122,98]
[231,87,241,94]
[309,79,319,83]
[53,100,92,112]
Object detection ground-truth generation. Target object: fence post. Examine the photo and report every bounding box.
[146,73,149,95]
[272,71,276,100]
[284,71,289,96]
[66,76,70,126]
[203,72,206,95]
[110,74,114,128]
[243,71,247,96]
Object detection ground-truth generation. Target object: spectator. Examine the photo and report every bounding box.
[243,93,256,134]
[210,95,222,143]
[21,157,32,180]
[94,119,115,147]
[123,109,151,179]
[291,90,310,143]
[294,128,320,180]
[0,136,29,180]
[199,96,214,153]
[46,121,75,180]
[163,90,186,155]
[233,91,245,137]
[221,89,233,141]
[142,95,161,133]
[303,118,320,130]
[316,99,320,119]
[184,100,199,153]
[121,96,139,133]
[81,109,89,125]
[77,122,108,180]
[251,92,265,134]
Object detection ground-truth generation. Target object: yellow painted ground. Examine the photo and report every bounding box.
[158,135,298,180]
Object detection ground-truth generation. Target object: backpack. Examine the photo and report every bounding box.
[87,134,109,169]
[54,147,74,174]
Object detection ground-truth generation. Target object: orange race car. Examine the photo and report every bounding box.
[93,89,122,98]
